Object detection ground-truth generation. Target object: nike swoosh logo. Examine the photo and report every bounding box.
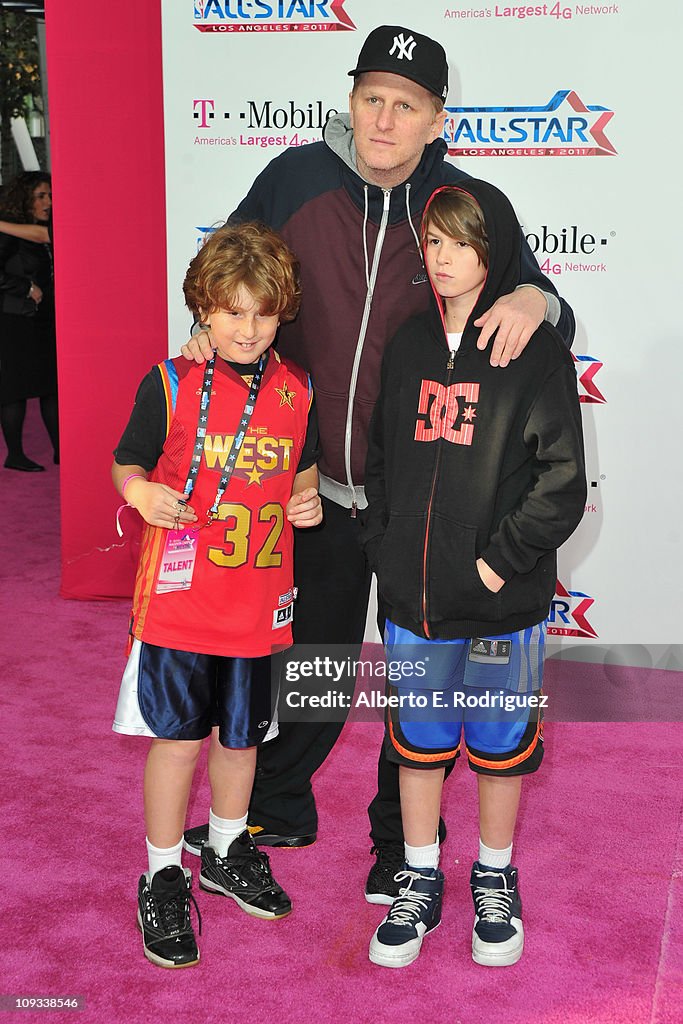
[411,272,428,285]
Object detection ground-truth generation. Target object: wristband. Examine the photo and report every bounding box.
[121,473,145,498]
[116,474,146,537]
[115,503,130,538]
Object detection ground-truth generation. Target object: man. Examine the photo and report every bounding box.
[182,24,574,904]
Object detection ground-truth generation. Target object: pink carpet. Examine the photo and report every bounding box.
[1,403,682,1024]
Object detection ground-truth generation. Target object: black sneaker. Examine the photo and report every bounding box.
[369,867,444,968]
[248,824,316,849]
[199,830,292,919]
[183,824,210,856]
[137,866,201,969]
[470,862,524,967]
[365,819,448,905]
[184,822,316,855]
[365,841,405,905]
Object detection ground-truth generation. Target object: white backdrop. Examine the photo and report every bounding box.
[161,1,682,660]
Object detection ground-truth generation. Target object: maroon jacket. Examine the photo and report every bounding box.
[232,114,574,508]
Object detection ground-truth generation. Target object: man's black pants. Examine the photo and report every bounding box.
[249,495,402,841]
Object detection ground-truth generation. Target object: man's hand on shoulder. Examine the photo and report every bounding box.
[180,329,214,363]
[474,285,547,368]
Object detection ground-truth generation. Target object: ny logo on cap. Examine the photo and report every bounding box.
[389,33,417,61]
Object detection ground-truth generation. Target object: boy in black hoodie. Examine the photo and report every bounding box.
[362,182,586,969]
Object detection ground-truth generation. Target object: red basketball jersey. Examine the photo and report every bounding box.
[129,353,312,656]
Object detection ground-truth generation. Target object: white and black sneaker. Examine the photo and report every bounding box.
[470,862,524,967]
[199,830,292,919]
[137,866,201,969]
[369,867,444,968]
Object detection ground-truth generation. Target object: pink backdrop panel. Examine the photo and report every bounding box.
[45,2,167,599]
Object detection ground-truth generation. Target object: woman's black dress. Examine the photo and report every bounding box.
[0,232,56,403]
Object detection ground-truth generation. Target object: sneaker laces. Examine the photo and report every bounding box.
[384,870,435,927]
[152,881,202,936]
[472,871,513,924]
[220,846,281,893]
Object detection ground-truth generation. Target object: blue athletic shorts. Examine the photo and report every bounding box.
[113,640,278,748]
[383,620,545,776]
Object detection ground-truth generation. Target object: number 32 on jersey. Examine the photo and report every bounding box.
[207,501,284,569]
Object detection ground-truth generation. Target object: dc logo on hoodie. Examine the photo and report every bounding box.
[414,380,479,446]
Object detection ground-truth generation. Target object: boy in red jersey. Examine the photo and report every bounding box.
[112,222,321,968]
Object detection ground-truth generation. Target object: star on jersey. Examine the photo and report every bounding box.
[275,382,296,409]
[246,466,264,487]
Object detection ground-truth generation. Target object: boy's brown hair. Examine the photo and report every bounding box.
[422,188,489,267]
[183,221,301,322]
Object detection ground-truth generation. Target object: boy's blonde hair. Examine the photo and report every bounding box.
[183,221,301,322]
[422,188,489,267]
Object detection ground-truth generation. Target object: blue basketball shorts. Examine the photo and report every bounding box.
[383,620,546,776]
[113,639,279,748]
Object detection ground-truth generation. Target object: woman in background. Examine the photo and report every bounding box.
[0,172,57,471]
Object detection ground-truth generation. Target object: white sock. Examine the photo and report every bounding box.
[208,808,248,858]
[146,836,183,879]
[405,838,440,871]
[479,839,513,870]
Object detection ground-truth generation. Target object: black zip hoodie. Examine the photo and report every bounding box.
[361,179,587,640]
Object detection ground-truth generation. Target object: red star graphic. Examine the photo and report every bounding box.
[462,405,477,422]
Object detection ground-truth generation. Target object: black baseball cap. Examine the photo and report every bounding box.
[348,25,448,102]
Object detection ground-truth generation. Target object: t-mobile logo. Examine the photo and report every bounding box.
[389,33,417,61]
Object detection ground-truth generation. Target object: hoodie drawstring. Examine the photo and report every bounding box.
[405,183,423,267]
[344,187,391,515]
[362,185,371,292]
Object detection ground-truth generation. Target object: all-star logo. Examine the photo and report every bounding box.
[547,580,598,639]
[275,381,296,409]
[193,0,356,33]
[389,33,416,60]
[573,354,606,405]
[444,90,616,157]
